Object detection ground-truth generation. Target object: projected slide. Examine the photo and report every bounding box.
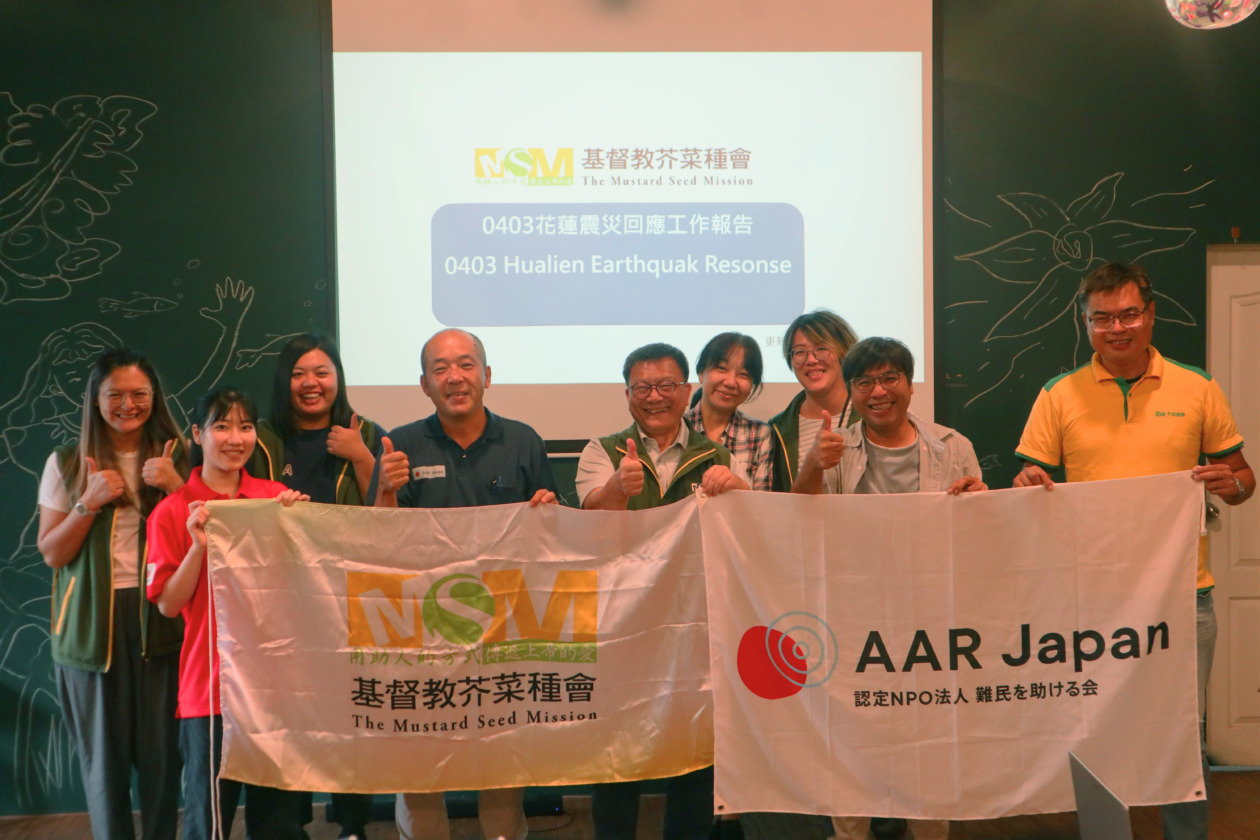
[335,52,922,387]
[432,202,804,326]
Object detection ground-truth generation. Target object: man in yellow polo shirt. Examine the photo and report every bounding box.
[1013,261,1253,840]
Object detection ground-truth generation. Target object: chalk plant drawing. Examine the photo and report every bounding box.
[0,93,156,304]
[0,276,255,809]
[950,172,1203,407]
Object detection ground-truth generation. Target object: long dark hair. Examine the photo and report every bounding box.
[269,334,354,440]
[691,332,765,407]
[68,348,185,517]
[189,385,258,469]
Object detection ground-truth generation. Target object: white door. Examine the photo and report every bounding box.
[1206,245,1260,765]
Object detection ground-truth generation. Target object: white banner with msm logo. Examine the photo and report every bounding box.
[205,498,711,793]
[699,472,1206,820]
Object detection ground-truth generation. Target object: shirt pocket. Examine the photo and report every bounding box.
[487,473,521,499]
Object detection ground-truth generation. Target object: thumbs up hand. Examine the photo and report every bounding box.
[616,438,645,498]
[328,412,370,462]
[83,456,126,510]
[805,409,845,472]
[142,439,183,493]
[377,436,411,496]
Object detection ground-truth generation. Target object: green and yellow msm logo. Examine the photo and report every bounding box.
[347,569,596,662]
[474,147,573,185]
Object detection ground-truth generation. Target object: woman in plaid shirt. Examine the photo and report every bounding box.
[685,333,774,492]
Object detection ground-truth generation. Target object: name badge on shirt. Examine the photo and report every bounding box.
[413,464,446,480]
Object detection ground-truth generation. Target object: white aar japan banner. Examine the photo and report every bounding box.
[205,499,711,793]
[699,472,1205,821]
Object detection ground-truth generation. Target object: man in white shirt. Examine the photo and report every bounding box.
[575,342,746,840]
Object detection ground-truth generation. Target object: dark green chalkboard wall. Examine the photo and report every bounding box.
[935,2,1260,481]
[0,0,334,815]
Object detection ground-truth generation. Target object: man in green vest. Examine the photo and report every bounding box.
[575,342,746,840]
[577,342,748,511]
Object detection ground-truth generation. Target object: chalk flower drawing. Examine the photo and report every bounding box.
[956,173,1196,341]
[0,93,157,304]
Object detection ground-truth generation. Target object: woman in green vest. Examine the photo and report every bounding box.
[249,333,385,839]
[768,309,860,492]
[250,334,384,509]
[36,348,187,840]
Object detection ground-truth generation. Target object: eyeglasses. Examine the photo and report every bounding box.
[849,371,904,394]
[1087,303,1149,332]
[790,346,836,364]
[102,390,153,407]
[629,380,681,399]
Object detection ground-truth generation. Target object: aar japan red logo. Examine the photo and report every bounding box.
[736,612,838,700]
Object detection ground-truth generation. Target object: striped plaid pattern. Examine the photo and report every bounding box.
[685,405,774,492]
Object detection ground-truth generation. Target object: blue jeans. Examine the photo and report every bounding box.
[179,715,307,840]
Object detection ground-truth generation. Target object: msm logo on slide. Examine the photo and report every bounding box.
[347,569,597,661]
[475,147,574,185]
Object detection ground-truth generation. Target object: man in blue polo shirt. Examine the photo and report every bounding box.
[377,327,557,840]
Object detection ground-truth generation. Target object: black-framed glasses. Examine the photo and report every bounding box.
[849,371,904,394]
[629,380,681,399]
[1087,303,1149,332]
[789,346,836,365]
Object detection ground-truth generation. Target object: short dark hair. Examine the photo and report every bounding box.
[782,309,859,368]
[189,385,258,469]
[269,333,355,440]
[1077,262,1154,316]
[841,337,915,383]
[622,343,689,384]
[695,332,764,400]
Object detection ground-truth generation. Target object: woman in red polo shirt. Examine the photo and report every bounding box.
[145,385,307,840]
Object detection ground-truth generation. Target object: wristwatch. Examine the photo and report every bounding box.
[73,501,98,517]
[1233,477,1248,500]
